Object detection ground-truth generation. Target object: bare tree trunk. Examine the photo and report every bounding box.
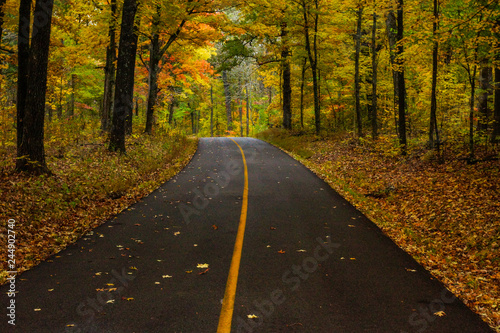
[102,0,117,132]
[371,11,379,140]
[246,86,250,137]
[396,0,407,155]
[223,71,233,132]
[145,5,161,134]
[16,0,55,173]
[109,0,140,153]
[210,85,214,137]
[492,67,500,143]
[300,57,307,129]
[386,10,399,135]
[281,21,292,130]
[469,65,477,160]
[429,0,439,151]
[17,0,31,154]
[354,6,363,138]
[68,73,76,117]
[0,0,6,45]
[302,0,320,134]
[477,65,492,132]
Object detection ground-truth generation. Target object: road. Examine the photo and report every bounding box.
[1,137,493,332]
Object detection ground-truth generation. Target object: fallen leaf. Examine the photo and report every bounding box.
[129,266,138,270]
[155,282,160,285]
[405,268,417,272]
[350,258,356,260]
[270,227,277,230]
[434,311,446,317]
[247,314,259,319]
[106,300,115,304]
[122,297,134,301]
[48,289,54,292]
[296,249,307,252]
[174,231,181,236]
[34,308,41,311]
[185,270,193,274]
[162,275,172,278]
[278,249,286,254]
[348,225,356,228]
[212,224,218,230]
[197,263,209,268]
[198,268,210,275]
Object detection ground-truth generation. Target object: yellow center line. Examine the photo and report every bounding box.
[217,138,249,333]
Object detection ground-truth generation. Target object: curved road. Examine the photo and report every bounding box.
[1,138,493,332]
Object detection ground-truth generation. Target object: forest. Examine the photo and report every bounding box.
[0,0,499,330]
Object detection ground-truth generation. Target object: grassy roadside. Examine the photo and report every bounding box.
[0,131,198,285]
[257,129,500,332]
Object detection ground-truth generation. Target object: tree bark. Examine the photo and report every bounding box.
[16,0,55,173]
[68,73,76,117]
[396,0,407,155]
[246,86,250,137]
[303,0,320,134]
[102,0,118,132]
[210,85,214,137]
[371,11,379,140]
[354,7,363,138]
[222,70,233,132]
[492,67,500,143]
[429,0,439,150]
[109,0,140,153]
[0,0,6,45]
[145,5,161,134]
[300,57,307,129]
[16,0,31,157]
[386,10,399,134]
[281,21,292,130]
[477,65,492,132]
[469,65,477,160]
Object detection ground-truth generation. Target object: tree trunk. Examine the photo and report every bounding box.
[102,0,118,132]
[477,65,492,132]
[303,0,320,134]
[386,10,399,134]
[354,7,363,138]
[246,86,250,137]
[371,11,379,140]
[210,85,214,137]
[492,67,500,143]
[300,57,307,129]
[469,65,477,160]
[281,21,292,130]
[429,0,439,150]
[0,0,6,45]
[222,71,232,132]
[168,99,175,125]
[16,0,55,173]
[145,5,161,134]
[396,0,407,155]
[109,0,139,153]
[68,73,76,117]
[17,0,31,156]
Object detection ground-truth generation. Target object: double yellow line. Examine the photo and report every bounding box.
[217,138,249,333]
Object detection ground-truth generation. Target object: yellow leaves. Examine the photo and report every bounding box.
[433,311,446,317]
[197,263,209,269]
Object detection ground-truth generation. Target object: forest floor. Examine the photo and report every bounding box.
[257,129,500,332]
[0,123,198,286]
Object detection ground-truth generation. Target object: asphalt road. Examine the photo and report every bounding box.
[1,137,494,333]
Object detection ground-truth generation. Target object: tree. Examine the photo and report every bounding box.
[354,5,363,138]
[429,0,440,151]
[16,0,55,174]
[396,0,407,155]
[301,0,321,134]
[0,0,6,45]
[109,0,140,153]
[102,0,118,132]
[281,20,292,130]
[222,70,233,132]
[371,8,379,140]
